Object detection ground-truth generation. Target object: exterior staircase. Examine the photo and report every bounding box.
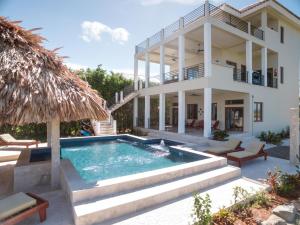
[91,116,116,136]
[109,84,138,113]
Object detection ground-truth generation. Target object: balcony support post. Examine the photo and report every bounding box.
[204,22,212,77]
[159,93,165,131]
[246,40,253,84]
[178,34,185,81]
[145,38,150,88]
[133,97,138,127]
[204,88,212,138]
[134,51,138,91]
[160,29,165,85]
[204,0,210,16]
[178,90,185,134]
[261,10,267,32]
[144,95,150,129]
[261,47,268,86]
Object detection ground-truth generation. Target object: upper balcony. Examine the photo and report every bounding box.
[135,2,264,55]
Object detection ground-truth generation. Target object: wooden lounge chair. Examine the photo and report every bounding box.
[0,192,49,225]
[0,151,21,162]
[0,134,39,149]
[205,139,242,156]
[227,141,267,167]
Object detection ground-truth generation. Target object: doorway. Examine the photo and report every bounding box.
[225,107,244,131]
[172,108,178,125]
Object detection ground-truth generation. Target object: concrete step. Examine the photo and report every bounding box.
[73,165,240,225]
[70,157,227,203]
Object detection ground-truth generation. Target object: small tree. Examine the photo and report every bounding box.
[191,193,212,225]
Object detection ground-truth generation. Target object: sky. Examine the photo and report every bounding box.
[1,0,300,78]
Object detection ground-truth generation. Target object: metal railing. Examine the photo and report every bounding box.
[251,25,264,40]
[183,4,205,26]
[233,69,248,83]
[164,20,180,39]
[149,31,161,47]
[136,40,148,54]
[149,75,161,87]
[209,4,248,33]
[136,117,144,127]
[267,77,278,88]
[252,71,264,86]
[163,70,179,84]
[184,63,205,80]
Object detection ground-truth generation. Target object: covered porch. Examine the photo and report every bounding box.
[135,89,252,137]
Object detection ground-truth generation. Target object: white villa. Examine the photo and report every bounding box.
[114,0,300,138]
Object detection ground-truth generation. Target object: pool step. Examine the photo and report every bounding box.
[73,165,241,225]
[70,157,227,203]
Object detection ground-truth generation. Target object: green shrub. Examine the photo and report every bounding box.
[258,131,282,145]
[279,126,290,139]
[213,207,235,224]
[213,130,229,141]
[191,193,212,225]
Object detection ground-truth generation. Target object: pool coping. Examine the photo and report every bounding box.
[60,134,225,203]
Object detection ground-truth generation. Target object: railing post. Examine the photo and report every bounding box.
[261,47,268,87]
[120,91,124,103]
[246,40,253,84]
[115,92,119,104]
[204,0,210,17]
[134,49,139,91]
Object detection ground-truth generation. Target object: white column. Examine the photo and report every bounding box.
[178,34,185,81]
[139,80,143,90]
[160,46,165,84]
[145,39,150,88]
[248,22,251,34]
[246,40,253,84]
[204,88,212,137]
[133,97,138,127]
[290,108,299,165]
[144,95,150,128]
[47,122,52,147]
[261,47,268,86]
[134,54,138,91]
[178,91,185,134]
[115,92,119,104]
[204,23,212,77]
[261,10,267,32]
[50,118,60,189]
[159,93,165,131]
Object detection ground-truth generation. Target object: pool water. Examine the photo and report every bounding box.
[61,140,196,182]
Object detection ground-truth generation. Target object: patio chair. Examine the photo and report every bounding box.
[0,192,49,225]
[227,141,267,167]
[193,120,204,129]
[205,139,242,156]
[0,134,39,149]
[186,119,195,128]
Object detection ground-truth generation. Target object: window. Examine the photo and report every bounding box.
[211,103,217,121]
[225,99,244,105]
[280,66,284,84]
[280,26,284,43]
[187,104,198,119]
[254,102,263,122]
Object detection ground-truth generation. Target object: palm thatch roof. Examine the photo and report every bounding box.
[0,17,109,125]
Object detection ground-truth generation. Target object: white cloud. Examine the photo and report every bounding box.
[81,21,129,44]
[65,62,88,70]
[140,0,224,6]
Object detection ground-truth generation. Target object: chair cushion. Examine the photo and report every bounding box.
[0,151,21,162]
[245,142,264,154]
[228,151,255,159]
[0,134,16,143]
[0,192,37,220]
[206,146,231,154]
[225,139,241,149]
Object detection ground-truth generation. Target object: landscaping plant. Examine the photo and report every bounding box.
[191,193,212,225]
[212,130,229,141]
[212,207,235,225]
[258,130,282,145]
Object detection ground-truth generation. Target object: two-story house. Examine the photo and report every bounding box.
[115,0,300,138]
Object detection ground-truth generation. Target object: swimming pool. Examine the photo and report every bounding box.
[61,138,202,182]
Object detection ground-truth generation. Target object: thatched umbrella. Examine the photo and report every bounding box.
[0,17,109,187]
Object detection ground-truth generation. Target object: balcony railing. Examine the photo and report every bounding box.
[149,76,161,87]
[184,63,204,80]
[209,4,248,33]
[251,25,264,40]
[233,69,248,83]
[252,71,264,86]
[267,77,278,88]
[136,3,265,54]
[164,70,179,84]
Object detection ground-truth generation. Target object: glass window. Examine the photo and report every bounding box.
[212,103,217,121]
[187,104,198,119]
[225,99,244,105]
[280,66,284,84]
[254,102,263,122]
[280,26,284,43]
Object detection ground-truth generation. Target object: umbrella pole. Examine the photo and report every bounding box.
[49,118,60,189]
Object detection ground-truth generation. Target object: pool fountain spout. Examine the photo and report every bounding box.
[160,140,165,146]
